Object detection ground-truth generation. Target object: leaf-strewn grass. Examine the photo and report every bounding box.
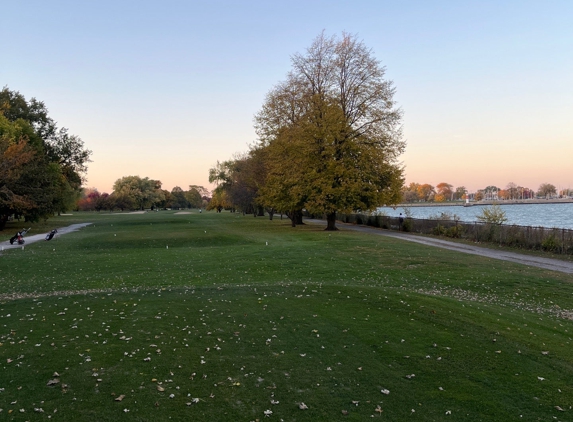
[1,211,572,421]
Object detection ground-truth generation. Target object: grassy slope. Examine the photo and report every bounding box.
[0,211,572,421]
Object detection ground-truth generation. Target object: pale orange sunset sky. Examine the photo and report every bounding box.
[2,1,571,194]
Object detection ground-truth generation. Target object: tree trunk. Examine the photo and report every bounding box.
[286,211,296,227]
[325,212,338,231]
[295,209,304,225]
[267,208,274,221]
[0,214,8,231]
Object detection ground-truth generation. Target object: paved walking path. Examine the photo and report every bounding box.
[306,219,573,274]
[1,223,92,252]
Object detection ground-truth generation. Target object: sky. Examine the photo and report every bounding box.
[2,0,572,194]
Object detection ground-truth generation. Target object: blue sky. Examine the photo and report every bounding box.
[2,0,572,193]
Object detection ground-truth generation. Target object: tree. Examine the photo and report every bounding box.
[401,182,421,203]
[254,32,405,230]
[189,185,209,198]
[0,126,36,228]
[0,87,56,140]
[483,186,500,200]
[170,186,188,209]
[160,189,172,209]
[112,176,165,210]
[109,191,135,211]
[206,189,231,212]
[208,160,234,187]
[416,184,435,202]
[537,183,556,199]
[77,188,111,211]
[226,153,259,215]
[454,186,467,200]
[185,187,203,209]
[0,87,91,227]
[505,182,518,200]
[0,114,59,228]
[435,183,453,202]
[476,204,507,225]
[208,152,267,215]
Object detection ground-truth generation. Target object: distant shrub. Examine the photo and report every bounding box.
[428,211,460,221]
[446,225,465,238]
[541,235,560,252]
[476,204,507,225]
[402,219,412,232]
[372,209,388,217]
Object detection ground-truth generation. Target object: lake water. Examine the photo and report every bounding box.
[377,203,573,230]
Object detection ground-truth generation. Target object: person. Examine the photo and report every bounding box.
[398,213,404,230]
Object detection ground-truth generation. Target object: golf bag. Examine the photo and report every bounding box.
[9,228,30,245]
[45,229,57,241]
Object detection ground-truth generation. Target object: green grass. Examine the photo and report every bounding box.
[1,211,572,420]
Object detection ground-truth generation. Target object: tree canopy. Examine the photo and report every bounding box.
[211,32,405,229]
[537,183,557,198]
[0,87,92,229]
[111,176,165,210]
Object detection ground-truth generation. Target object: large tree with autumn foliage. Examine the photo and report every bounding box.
[254,32,405,230]
[0,88,91,229]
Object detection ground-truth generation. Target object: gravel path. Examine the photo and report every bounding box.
[1,223,92,251]
[306,219,573,274]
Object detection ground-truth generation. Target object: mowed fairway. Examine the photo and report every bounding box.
[1,211,572,421]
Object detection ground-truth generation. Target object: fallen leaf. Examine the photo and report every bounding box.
[115,395,125,402]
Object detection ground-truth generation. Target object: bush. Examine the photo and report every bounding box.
[446,225,465,238]
[476,204,507,225]
[428,211,460,221]
[542,235,560,252]
[402,218,412,232]
[432,224,447,236]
